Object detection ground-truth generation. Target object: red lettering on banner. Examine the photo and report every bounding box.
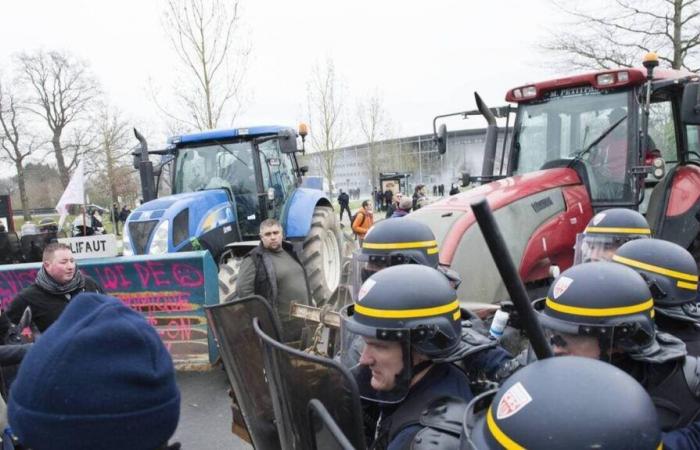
[134,261,172,288]
[172,263,204,288]
[92,265,133,290]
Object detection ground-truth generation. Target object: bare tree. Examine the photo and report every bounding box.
[0,78,42,220]
[357,92,392,188]
[161,0,250,131]
[16,50,100,187]
[307,59,347,197]
[91,105,135,209]
[545,0,700,71]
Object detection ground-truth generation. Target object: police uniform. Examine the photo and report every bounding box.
[340,265,474,450]
[536,262,700,448]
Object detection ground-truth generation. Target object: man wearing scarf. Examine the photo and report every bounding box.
[6,243,103,332]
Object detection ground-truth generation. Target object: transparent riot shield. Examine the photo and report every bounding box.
[253,317,366,450]
[205,295,283,450]
[308,399,356,450]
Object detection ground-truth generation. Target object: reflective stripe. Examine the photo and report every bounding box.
[362,240,438,250]
[486,406,524,450]
[612,255,698,282]
[452,310,461,321]
[678,281,698,291]
[354,299,459,319]
[427,247,439,255]
[585,226,651,235]
[546,297,654,317]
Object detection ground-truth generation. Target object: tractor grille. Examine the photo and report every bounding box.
[129,220,158,254]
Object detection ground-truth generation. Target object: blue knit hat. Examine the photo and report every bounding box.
[9,292,180,450]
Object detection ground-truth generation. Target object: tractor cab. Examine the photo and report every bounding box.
[506,64,700,213]
[170,128,299,239]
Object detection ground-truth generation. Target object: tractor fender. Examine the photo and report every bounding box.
[282,188,332,238]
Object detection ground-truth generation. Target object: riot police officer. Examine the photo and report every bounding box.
[613,238,700,356]
[340,264,473,449]
[535,261,700,448]
[574,208,651,263]
[351,218,516,383]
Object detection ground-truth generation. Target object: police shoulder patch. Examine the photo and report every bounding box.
[496,382,532,420]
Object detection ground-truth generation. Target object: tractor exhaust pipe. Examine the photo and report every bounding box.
[475,92,498,180]
[471,198,553,360]
[134,128,156,203]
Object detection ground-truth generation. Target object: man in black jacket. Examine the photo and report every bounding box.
[6,243,103,332]
[236,219,311,342]
[337,189,351,222]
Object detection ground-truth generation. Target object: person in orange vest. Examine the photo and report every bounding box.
[352,200,374,243]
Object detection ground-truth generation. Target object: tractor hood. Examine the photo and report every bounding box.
[414,167,582,264]
[125,189,236,255]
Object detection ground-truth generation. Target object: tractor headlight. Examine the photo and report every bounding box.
[122,230,133,256]
[149,220,170,255]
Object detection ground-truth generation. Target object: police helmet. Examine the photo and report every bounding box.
[38,218,58,234]
[461,356,661,450]
[574,208,651,264]
[351,218,440,297]
[613,238,700,324]
[340,264,463,403]
[535,262,656,360]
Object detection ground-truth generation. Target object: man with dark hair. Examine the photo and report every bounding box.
[236,219,311,341]
[6,243,103,332]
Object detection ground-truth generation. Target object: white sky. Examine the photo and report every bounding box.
[0,0,565,177]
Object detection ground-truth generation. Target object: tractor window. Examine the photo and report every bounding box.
[648,101,678,163]
[258,140,296,198]
[686,125,700,163]
[513,90,633,203]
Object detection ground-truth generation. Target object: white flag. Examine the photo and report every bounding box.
[56,161,85,227]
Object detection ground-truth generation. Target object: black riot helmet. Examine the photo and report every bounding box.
[613,238,700,324]
[574,208,651,264]
[351,218,442,297]
[534,261,657,360]
[461,356,661,450]
[340,264,464,403]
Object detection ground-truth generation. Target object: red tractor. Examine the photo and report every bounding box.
[413,54,700,304]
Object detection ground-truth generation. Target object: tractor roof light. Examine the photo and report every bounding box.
[512,85,536,100]
[643,52,659,69]
[298,123,309,138]
[596,73,616,86]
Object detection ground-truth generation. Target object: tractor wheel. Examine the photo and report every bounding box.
[218,256,243,303]
[302,206,343,305]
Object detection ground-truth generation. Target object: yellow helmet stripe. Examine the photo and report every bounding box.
[486,406,525,450]
[427,247,439,255]
[585,226,651,234]
[362,240,438,250]
[354,299,459,319]
[678,281,698,291]
[546,297,654,317]
[612,255,699,282]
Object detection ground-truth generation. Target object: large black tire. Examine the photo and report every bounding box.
[302,206,343,305]
[218,256,243,303]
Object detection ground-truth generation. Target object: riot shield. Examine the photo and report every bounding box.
[253,318,366,450]
[308,399,355,450]
[205,295,283,450]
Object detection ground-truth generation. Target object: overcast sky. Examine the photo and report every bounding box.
[0,0,566,176]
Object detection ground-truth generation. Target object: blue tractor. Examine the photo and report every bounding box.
[123,125,345,304]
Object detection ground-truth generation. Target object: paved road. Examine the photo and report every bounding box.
[172,368,251,450]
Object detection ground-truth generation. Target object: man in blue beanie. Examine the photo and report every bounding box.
[8,292,181,450]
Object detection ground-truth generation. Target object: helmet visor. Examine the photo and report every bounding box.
[350,250,416,301]
[574,233,648,264]
[339,306,412,404]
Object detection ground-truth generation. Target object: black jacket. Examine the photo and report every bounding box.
[238,242,311,306]
[6,276,103,332]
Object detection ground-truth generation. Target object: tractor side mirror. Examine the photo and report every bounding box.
[437,124,447,154]
[681,83,700,125]
[461,172,471,187]
[279,129,298,153]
